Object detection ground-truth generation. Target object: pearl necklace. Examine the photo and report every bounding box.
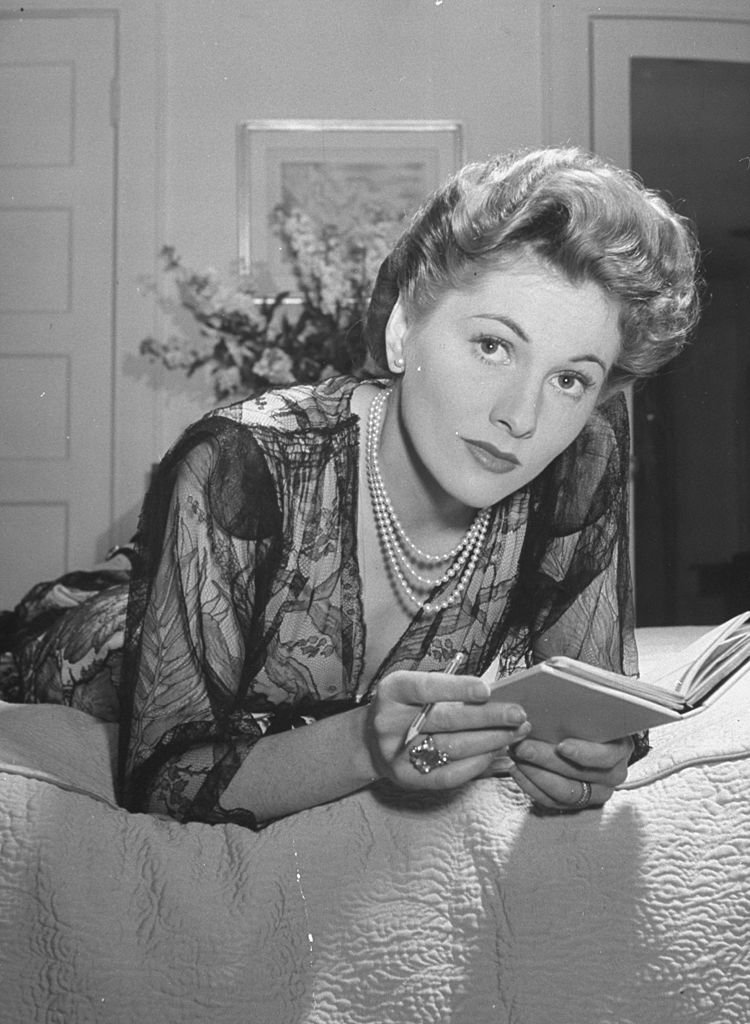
[365,389,492,615]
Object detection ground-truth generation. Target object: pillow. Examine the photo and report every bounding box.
[1,557,131,721]
[18,583,126,722]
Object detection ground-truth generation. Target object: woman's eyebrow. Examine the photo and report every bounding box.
[571,353,608,373]
[471,313,530,343]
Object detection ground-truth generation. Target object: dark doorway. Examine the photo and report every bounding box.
[630,57,750,626]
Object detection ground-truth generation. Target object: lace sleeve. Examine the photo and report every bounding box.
[512,392,649,763]
[505,393,648,763]
[118,419,282,827]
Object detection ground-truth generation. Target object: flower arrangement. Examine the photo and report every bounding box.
[140,198,401,402]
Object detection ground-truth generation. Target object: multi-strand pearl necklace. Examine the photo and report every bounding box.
[365,389,492,615]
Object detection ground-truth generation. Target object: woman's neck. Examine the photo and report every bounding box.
[374,384,477,547]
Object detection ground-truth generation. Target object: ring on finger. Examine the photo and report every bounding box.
[570,780,592,810]
[409,734,450,775]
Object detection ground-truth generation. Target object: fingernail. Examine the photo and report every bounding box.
[505,706,527,725]
[489,755,514,773]
[463,680,488,701]
[511,736,532,757]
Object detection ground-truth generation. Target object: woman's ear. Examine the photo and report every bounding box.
[384,297,408,374]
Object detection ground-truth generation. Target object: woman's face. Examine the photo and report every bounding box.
[382,253,622,514]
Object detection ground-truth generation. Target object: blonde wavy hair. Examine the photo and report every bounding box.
[365,146,701,390]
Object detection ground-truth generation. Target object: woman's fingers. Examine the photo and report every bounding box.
[370,668,635,805]
[512,737,632,785]
[507,735,634,809]
[366,668,536,790]
[377,670,530,733]
[385,723,530,791]
[508,763,608,811]
[414,727,528,764]
[554,735,634,771]
[399,750,501,791]
[419,701,530,733]
[378,668,492,706]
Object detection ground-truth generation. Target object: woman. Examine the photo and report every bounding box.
[119,146,699,828]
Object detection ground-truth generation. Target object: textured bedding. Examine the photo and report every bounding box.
[1,627,749,1023]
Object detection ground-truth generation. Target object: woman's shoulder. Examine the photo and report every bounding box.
[160,376,364,489]
[155,377,364,538]
[528,391,630,533]
[206,375,361,440]
[557,391,629,476]
[583,391,629,447]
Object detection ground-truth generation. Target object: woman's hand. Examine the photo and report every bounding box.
[364,669,532,790]
[506,734,634,811]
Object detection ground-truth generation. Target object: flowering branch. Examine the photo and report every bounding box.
[140,199,399,402]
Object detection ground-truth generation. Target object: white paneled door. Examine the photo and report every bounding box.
[0,12,116,608]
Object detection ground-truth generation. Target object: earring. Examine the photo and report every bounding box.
[392,356,405,372]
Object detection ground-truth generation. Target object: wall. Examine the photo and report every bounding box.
[8,0,734,578]
[0,0,547,573]
[151,0,545,452]
[162,0,542,267]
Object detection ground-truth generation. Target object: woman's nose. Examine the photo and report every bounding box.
[490,381,539,438]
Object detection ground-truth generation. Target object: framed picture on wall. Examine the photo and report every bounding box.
[237,119,464,297]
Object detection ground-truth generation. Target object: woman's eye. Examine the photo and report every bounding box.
[551,372,592,397]
[474,336,511,362]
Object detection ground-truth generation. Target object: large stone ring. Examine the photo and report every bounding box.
[571,780,593,810]
[408,734,450,775]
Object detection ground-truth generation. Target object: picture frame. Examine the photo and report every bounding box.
[236,119,464,296]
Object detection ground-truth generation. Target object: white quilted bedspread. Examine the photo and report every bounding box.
[1,627,749,1023]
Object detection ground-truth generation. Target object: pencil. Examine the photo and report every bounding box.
[402,651,467,749]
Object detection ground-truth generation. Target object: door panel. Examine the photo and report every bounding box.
[591,17,750,625]
[0,12,116,608]
[589,16,750,166]
[543,3,750,625]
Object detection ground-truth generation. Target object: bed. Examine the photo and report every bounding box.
[1,585,748,1021]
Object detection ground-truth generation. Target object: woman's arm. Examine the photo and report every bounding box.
[219,670,532,824]
[121,426,531,826]
[218,702,375,821]
[120,427,282,824]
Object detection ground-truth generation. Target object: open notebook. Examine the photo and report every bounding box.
[489,611,750,743]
